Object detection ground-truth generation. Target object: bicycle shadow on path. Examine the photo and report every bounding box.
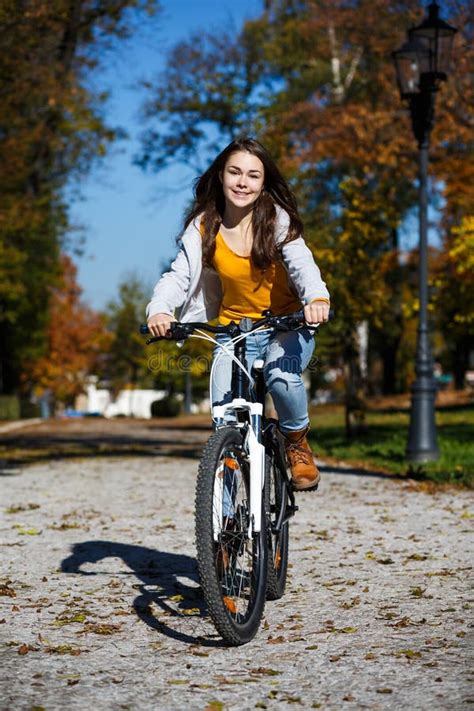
[60,540,225,648]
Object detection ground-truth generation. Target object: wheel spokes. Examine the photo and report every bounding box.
[212,448,257,621]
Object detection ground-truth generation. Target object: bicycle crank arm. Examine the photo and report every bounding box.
[271,504,299,534]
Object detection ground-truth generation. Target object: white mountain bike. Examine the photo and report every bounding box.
[142,310,327,645]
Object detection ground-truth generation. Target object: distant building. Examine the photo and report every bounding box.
[82,376,167,419]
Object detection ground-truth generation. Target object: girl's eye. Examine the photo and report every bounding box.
[227,170,261,179]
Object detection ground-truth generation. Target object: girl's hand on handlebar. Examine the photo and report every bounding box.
[304,299,330,325]
[147,313,176,338]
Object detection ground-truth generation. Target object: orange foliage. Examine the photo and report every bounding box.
[29,255,111,404]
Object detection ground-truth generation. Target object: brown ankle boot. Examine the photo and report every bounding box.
[282,426,320,491]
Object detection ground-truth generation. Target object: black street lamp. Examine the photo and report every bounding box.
[392,2,457,463]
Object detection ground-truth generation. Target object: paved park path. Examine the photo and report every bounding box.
[0,419,472,710]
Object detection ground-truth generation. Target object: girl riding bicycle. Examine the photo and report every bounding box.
[146,137,330,492]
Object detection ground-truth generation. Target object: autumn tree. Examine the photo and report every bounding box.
[430,2,474,387]
[433,216,474,388]
[29,255,110,406]
[0,0,159,396]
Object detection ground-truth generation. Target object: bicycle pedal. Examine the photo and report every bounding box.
[291,482,319,493]
[282,505,298,521]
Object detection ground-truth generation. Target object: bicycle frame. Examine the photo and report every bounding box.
[141,309,325,538]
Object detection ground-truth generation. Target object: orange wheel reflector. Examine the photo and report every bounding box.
[224,457,239,470]
[223,596,237,614]
[275,546,282,570]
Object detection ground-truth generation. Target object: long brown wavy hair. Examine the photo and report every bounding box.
[182,137,303,271]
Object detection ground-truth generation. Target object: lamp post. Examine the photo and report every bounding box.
[392,2,457,463]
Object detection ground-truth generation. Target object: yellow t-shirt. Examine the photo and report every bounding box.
[212,232,301,325]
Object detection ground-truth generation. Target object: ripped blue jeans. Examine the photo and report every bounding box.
[211,327,316,433]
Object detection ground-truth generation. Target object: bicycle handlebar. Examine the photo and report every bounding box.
[140,309,333,344]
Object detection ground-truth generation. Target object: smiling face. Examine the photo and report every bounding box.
[219,150,265,211]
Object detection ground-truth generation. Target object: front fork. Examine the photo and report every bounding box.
[213,399,265,537]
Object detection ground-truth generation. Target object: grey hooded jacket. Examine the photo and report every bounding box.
[146,206,330,323]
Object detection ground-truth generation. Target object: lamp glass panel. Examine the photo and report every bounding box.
[408,31,435,73]
[394,54,420,96]
[437,33,455,73]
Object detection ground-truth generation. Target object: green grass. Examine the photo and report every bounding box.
[309,404,474,487]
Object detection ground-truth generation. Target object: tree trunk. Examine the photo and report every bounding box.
[344,328,367,439]
[452,340,471,390]
[0,325,20,394]
[381,336,401,394]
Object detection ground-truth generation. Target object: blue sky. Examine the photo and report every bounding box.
[73,0,262,310]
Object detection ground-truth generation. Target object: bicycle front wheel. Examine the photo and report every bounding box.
[195,426,267,645]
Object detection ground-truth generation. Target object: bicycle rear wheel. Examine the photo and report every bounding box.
[195,426,267,646]
[265,447,290,600]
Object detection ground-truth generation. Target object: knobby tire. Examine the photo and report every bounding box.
[195,426,267,646]
[265,448,289,600]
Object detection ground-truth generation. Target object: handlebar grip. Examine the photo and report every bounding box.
[139,322,181,340]
[304,307,334,320]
